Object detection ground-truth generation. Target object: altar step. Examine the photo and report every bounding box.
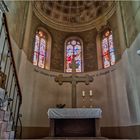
[43,137,109,140]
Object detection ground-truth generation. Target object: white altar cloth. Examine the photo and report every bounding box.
[48,108,102,119]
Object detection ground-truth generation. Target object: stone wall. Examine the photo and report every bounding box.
[17,33,140,128]
[120,1,138,47]
[27,11,121,72]
[4,1,140,138]
[108,11,121,62]
[131,1,140,33]
[4,1,29,72]
[4,2,121,73]
[28,13,98,72]
[5,1,29,49]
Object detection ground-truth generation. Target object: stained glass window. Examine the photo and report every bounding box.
[33,30,47,68]
[65,39,82,72]
[102,30,115,68]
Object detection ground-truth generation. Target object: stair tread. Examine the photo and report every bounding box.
[43,137,108,140]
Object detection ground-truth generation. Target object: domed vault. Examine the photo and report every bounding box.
[33,1,115,32]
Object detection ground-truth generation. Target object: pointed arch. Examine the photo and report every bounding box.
[64,37,83,73]
[33,27,51,70]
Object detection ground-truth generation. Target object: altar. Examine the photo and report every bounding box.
[48,108,102,137]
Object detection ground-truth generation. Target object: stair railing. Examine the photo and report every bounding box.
[0,9,22,139]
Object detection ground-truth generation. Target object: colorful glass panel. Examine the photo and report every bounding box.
[38,55,45,68]
[40,38,46,55]
[33,52,38,66]
[103,54,110,68]
[33,30,47,68]
[66,39,82,72]
[102,30,115,68]
[34,35,39,52]
[110,52,115,65]
[102,38,109,56]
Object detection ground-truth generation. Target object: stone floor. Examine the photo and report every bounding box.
[42,138,135,140]
[43,137,108,140]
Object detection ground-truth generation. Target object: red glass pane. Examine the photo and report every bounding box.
[66,39,82,72]
[102,38,109,56]
[102,30,115,68]
[103,54,110,68]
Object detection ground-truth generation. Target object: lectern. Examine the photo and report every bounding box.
[48,108,102,137]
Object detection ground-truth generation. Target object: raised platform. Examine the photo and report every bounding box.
[48,108,102,137]
[43,137,108,140]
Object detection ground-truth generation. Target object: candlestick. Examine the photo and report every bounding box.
[82,91,85,97]
[82,91,86,108]
[89,90,93,108]
[89,90,92,96]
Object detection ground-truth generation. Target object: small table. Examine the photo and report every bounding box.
[48,108,102,137]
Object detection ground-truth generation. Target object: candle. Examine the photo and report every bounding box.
[89,90,92,96]
[82,91,85,97]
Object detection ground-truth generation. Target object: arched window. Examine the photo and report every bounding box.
[33,29,51,70]
[101,29,115,68]
[65,38,83,72]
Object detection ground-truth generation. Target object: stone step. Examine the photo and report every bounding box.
[43,137,109,140]
[0,120,13,133]
[0,87,8,111]
[0,121,8,133]
[0,109,5,120]
[9,130,15,139]
[4,110,10,121]
[6,121,13,132]
[0,131,9,139]
[0,109,10,121]
[0,71,6,89]
[0,87,5,100]
[1,130,15,139]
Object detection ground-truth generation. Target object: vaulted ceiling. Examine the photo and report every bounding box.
[33,1,115,32]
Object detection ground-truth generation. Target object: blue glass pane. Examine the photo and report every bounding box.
[75,60,81,72]
[109,34,114,52]
[34,35,39,52]
[33,52,38,66]
[102,38,109,56]
[110,52,115,65]
[102,30,115,68]
[40,38,46,56]
[33,30,47,69]
[74,45,80,55]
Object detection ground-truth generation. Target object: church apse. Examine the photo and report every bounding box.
[5,1,140,139]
